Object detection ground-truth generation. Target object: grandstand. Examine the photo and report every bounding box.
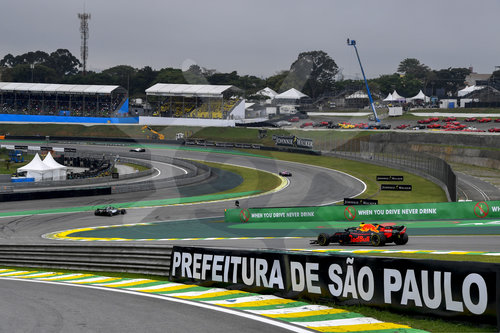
[0,82,128,117]
[145,84,242,120]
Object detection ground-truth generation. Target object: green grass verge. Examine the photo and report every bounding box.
[120,162,150,172]
[326,302,496,332]
[198,161,282,195]
[237,149,447,204]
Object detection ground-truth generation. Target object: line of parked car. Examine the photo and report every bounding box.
[289,116,500,132]
[397,116,500,132]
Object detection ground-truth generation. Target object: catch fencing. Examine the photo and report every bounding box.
[316,136,457,201]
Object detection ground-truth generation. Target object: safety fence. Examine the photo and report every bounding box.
[320,136,457,201]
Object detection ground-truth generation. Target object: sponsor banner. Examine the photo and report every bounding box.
[377,175,404,181]
[344,198,378,205]
[381,184,412,191]
[272,135,313,149]
[40,146,52,151]
[224,201,500,223]
[63,148,77,153]
[14,145,28,150]
[171,246,499,324]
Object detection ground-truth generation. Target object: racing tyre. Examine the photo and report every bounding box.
[394,233,408,245]
[120,209,127,215]
[370,233,386,246]
[317,233,330,246]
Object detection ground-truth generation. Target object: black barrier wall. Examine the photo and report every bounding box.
[0,187,112,201]
[170,246,500,327]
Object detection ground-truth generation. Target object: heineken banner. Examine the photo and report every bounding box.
[225,201,500,223]
[171,246,500,325]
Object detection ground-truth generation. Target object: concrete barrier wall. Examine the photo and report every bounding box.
[139,116,236,127]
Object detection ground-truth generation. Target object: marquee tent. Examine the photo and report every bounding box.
[274,88,309,100]
[256,87,278,99]
[346,90,369,99]
[408,90,430,102]
[391,90,406,102]
[383,93,394,102]
[17,153,54,181]
[43,152,68,180]
[458,85,485,97]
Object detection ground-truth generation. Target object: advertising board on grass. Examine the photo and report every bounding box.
[224,201,500,223]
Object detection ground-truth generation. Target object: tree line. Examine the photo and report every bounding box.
[0,49,498,100]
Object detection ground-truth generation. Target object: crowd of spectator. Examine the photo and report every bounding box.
[0,93,126,117]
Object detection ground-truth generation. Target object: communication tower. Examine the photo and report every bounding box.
[78,11,91,75]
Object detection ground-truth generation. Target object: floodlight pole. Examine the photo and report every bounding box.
[347,39,380,122]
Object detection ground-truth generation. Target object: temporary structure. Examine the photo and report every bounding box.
[458,85,485,97]
[408,90,430,102]
[383,93,394,102]
[391,90,406,102]
[17,153,54,181]
[42,152,68,180]
[274,88,309,100]
[346,90,369,99]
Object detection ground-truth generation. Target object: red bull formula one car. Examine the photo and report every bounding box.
[311,223,408,246]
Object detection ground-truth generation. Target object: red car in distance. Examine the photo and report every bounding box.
[488,128,500,133]
[289,117,300,122]
[442,116,456,122]
[478,118,492,123]
[427,123,441,129]
[465,117,477,122]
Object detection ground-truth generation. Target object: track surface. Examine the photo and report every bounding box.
[1,142,499,333]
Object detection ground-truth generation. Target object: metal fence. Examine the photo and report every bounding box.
[320,136,457,202]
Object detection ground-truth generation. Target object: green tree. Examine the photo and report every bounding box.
[266,71,289,93]
[282,50,338,98]
[429,67,471,96]
[183,65,208,84]
[155,67,187,84]
[397,58,430,80]
[47,49,81,76]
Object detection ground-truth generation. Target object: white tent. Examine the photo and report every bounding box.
[346,90,369,99]
[17,153,54,181]
[458,85,485,97]
[43,152,68,180]
[256,87,278,99]
[274,88,309,100]
[383,93,394,102]
[408,90,430,102]
[391,90,406,102]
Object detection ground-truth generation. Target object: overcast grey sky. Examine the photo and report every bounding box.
[0,0,498,79]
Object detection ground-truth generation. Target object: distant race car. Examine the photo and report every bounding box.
[94,206,127,216]
[279,171,292,177]
[130,147,146,152]
[311,223,408,247]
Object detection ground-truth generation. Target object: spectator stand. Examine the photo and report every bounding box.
[0,82,128,118]
[145,83,242,120]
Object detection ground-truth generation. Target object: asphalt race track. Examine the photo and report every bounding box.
[1,141,499,332]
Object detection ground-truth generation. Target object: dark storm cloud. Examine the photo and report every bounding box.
[0,0,498,78]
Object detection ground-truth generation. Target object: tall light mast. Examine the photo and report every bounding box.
[347,39,380,122]
[78,11,91,75]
